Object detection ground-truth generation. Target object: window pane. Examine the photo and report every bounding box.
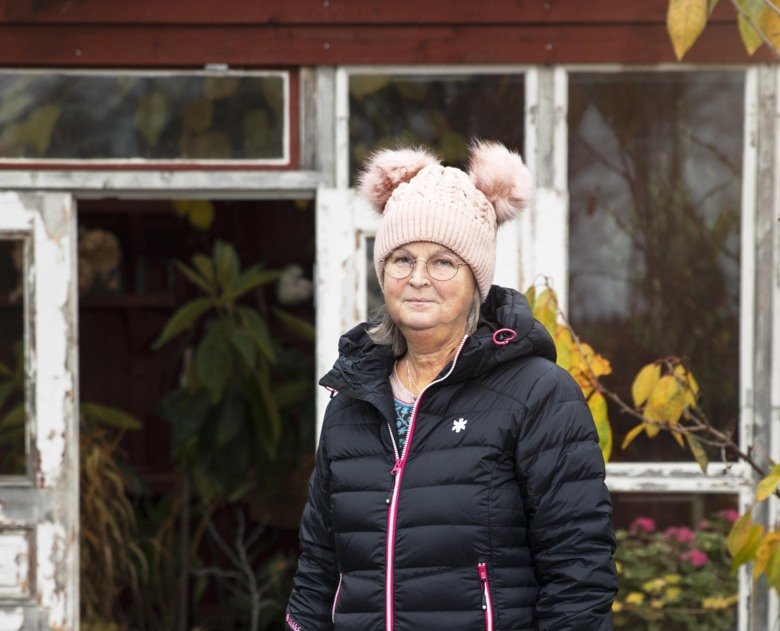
[568,72,743,463]
[0,239,26,476]
[0,73,286,161]
[612,492,738,630]
[349,73,525,181]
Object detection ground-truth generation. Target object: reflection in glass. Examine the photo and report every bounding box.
[0,73,286,160]
[0,239,26,475]
[349,73,525,181]
[568,72,743,463]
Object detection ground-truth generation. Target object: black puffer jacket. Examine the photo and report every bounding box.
[286,286,617,631]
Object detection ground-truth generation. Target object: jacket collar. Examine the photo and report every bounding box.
[318,285,557,421]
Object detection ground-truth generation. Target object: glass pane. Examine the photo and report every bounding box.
[0,239,26,475]
[349,73,525,181]
[612,492,738,630]
[568,72,743,463]
[0,73,286,160]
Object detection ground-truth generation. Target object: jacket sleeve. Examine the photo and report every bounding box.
[286,418,338,630]
[514,365,617,631]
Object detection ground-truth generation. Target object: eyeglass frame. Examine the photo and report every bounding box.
[381,252,469,281]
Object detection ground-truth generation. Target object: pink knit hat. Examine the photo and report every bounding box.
[357,140,535,300]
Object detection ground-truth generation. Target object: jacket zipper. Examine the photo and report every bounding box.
[478,562,494,631]
[331,572,343,623]
[385,335,469,631]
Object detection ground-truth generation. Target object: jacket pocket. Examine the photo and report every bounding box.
[477,562,494,631]
[331,572,343,623]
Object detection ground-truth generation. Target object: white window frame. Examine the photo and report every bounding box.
[324,62,779,630]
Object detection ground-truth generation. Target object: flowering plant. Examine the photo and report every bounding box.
[613,510,739,631]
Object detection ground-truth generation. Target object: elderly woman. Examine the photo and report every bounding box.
[286,141,617,631]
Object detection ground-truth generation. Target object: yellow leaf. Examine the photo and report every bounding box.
[2,104,61,155]
[349,75,391,100]
[766,542,780,588]
[738,13,764,54]
[182,97,214,134]
[672,430,685,448]
[728,509,765,570]
[667,0,709,60]
[645,421,661,438]
[753,532,780,580]
[686,433,709,473]
[204,76,240,100]
[554,325,573,371]
[186,200,214,231]
[524,285,536,310]
[756,472,780,501]
[673,364,699,407]
[645,375,686,427]
[534,288,558,335]
[135,91,167,147]
[759,4,780,51]
[621,423,646,450]
[588,391,612,462]
[632,363,661,407]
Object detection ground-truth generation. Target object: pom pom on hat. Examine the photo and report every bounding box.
[468,140,535,225]
[357,147,440,214]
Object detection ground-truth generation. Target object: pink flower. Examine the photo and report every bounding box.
[664,526,696,544]
[630,517,656,533]
[718,509,739,524]
[681,548,709,568]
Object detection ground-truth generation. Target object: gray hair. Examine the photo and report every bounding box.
[367,287,482,357]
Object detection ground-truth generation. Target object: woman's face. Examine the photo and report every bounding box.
[382,241,476,338]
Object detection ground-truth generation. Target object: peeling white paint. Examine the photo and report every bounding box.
[0,608,24,631]
[36,521,67,629]
[0,533,29,599]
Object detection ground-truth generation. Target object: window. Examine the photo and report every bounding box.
[0,71,289,164]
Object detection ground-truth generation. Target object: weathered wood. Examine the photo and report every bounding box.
[0,0,739,25]
[0,23,768,66]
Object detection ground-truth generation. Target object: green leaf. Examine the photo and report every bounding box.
[174,260,213,295]
[225,266,281,302]
[738,12,764,55]
[708,0,720,14]
[152,297,213,349]
[686,433,709,473]
[0,381,18,410]
[215,390,244,446]
[534,288,558,335]
[667,0,709,60]
[257,362,281,445]
[237,306,276,363]
[81,402,142,431]
[195,324,233,405]
[272,307,315,343]
[193,254,216,286]
[159,389,211,455]
[213,240,240,291]
[0,403,24,430]
[230,329,257,369]
[274,380,313,409]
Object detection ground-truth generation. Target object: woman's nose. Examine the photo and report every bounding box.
[408,261,430,285]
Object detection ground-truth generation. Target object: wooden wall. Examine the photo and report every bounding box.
[0,0,770,67]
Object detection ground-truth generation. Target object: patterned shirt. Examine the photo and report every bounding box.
[389,365,416,452]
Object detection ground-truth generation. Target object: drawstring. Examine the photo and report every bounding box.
[491,328,517,346]
[324,386,339,398]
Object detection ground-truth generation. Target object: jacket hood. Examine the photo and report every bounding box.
[319,285,556,421]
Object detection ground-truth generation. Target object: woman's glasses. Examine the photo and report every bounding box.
[383,253,467,281]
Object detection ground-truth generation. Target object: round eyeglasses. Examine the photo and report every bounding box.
[382,253,467,281]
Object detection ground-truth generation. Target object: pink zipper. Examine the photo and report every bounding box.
[385,335,469,631]
[285,612,302,631]
[331,572,343,623]
[478,563,494,631]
